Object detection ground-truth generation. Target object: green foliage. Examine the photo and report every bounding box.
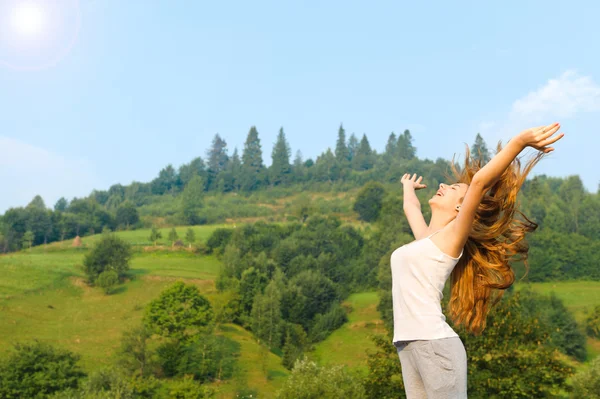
[149,225,162,245]
[205,228,233,254]
[571,356,600,399]
[276,357,366,399]
[271,127,292,186]
[168,227,179,244]
[353,182,386,222]
[83,234,132,283]
[369,291,575,399]
[185,228,196,246]
[586,305,600,337]
[167,375,214,399]
[0,341,86,398]
[96,270,119,295]
[281,323,309,370]
[309,302,348,343]
[471,133,491,164]
[363,334,404,399]
[181,175,205,225]
[517,289,587,361]
[144,282,214,341]
[175,335,240,382]
[282,270,338,330]
[21,229,34,249]
[115,202,139,229]
[116,324,157,378]
[251,279,283,348]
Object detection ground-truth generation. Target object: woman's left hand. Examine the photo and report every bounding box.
[516,123,565,153]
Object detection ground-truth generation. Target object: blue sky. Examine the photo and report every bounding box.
[1,0,599,212]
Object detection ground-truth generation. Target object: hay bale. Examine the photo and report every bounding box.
[72,236,82,247]
[174,239,185,247]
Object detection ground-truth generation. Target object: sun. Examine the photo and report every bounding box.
[11,3,45,36]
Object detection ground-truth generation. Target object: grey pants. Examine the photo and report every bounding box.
[395,337,467,399]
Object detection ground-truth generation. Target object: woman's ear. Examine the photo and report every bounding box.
[455,205,461,212]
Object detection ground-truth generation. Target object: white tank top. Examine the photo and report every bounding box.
[391,231,463,343]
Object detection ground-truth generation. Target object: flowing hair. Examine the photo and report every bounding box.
[448,143,544,334]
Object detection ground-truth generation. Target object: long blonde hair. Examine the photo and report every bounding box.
[448,144,543,334]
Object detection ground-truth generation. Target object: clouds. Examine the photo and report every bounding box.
[476,70,600,192]
[0,136,99,212]
[509,70,600,124]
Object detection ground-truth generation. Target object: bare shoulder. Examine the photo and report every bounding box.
[428,222,464,259]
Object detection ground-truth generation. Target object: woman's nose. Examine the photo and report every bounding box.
[439,183,445,189]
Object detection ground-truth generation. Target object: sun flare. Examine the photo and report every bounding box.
[11,3,45,36]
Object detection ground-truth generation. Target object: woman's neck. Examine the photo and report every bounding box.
[428,210,456,233]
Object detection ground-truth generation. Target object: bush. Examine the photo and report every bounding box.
[96,270,119,294]
[309,302,348,343]
[571,356,600,398]
[276,358,366,399]
[83,234,132,283]
[353,182,386,222]
[167,375,214,398]
[586,305,600,338]
[0,341,86,398]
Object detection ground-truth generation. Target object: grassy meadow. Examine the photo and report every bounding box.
[1,225,600,397]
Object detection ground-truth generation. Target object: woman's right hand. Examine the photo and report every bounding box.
[401,173,427,190]
[516,123,565,153]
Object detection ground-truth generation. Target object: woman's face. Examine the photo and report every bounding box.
[429,182,469,211]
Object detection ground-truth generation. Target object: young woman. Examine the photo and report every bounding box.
[391,123,564,398]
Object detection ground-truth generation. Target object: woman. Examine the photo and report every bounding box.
[391,123,564,398]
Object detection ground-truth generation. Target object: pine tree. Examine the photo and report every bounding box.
[240,126,265,191]
[270,127,292,186]
[471,133,491,164]
[347,133,359,162]
[397,129,416,160]
[384,132,397,160]
[206,134,229,190]
[353,134,375,170]
[334,124,349,162]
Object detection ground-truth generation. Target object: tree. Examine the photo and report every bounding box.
[181,175,205,225]
[96,270,119,294]
[271,127,292,186]
[115,201,139,229]
[54,197,69,212]
[335,124,349,164]
[571,356,600,398]
[168,228,179,246]
[397,129,416,160]
[185,228,196,248]
[151,164,178,195]
[22,230,34,249]
[83,234,132,283]
[149,226,162,245]
[206,134,229,190]
[251,280,283,349]
[384,132,397,161]
[276,358,366,399]
[347,133,359,162]
[240,126,265,191]
[353,182,386,222]
[471,133,491,164]
[352,134,375,170]
[0,341,86,398]
[116,324,156,377]
[144,282,214,342]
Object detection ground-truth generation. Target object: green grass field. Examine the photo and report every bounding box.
[2,226,600,397]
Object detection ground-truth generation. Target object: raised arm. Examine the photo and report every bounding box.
[401,173,428,240]
[451,123,564,249]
